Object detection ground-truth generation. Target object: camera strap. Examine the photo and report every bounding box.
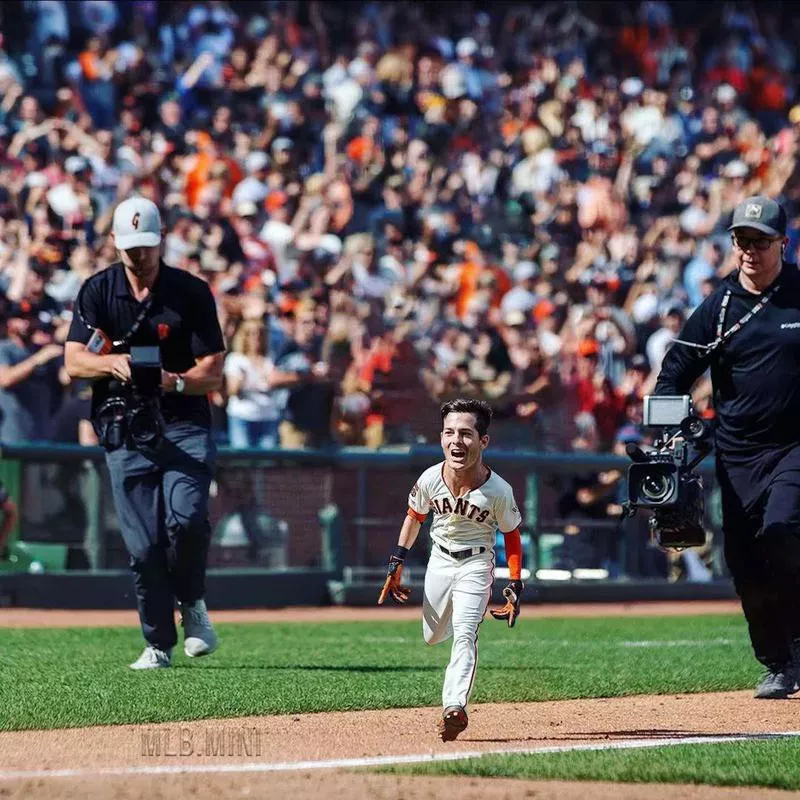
[672,283,780,355]
[75,283,154,349]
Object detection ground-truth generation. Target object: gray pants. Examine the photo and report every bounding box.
[106,423,216,650]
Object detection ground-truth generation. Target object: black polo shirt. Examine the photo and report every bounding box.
[67,262,225,428]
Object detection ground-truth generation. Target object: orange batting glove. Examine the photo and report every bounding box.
[378,548,411,604]
[489,580,523,628]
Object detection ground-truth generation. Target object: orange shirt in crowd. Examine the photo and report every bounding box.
[78,51,104,80]
[455,260,512,319]
[359,344,394,386]
[185,132,240,209]
[186,157,212,210]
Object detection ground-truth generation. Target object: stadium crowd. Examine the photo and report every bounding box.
[0,0,799,461]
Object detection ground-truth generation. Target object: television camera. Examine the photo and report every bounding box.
[621,395,713,550]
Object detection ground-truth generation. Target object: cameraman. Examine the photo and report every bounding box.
[654,195,800,699]
[64,197,225,671]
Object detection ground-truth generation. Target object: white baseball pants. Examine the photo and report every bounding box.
[422,545,494,710]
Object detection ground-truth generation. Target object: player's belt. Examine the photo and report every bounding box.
[436,543,487,560]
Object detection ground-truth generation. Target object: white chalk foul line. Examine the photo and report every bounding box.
[621,639,735,648]
[1,731,800,781]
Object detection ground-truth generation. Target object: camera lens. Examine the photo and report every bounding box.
[127,405,160,447]
[640,472,674,503]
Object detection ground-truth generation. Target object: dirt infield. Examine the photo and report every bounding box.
[0,599,743,628]
[1,692,798,799]
[4,600,791,799]
[4,773,796,800]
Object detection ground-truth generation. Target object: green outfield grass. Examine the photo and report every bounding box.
[0,613,761,731]
[382,738,800,790]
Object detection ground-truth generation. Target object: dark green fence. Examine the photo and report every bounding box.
[0,444,723,582]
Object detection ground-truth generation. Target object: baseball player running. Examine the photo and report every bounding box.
[378,398,524,742]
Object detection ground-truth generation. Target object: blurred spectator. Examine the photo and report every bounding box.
[272,301,335,449]
[0,304,63,442]
[646,305,685,373]
[683,240,722,309]
[48,379,97,446]
[224,318,282,448]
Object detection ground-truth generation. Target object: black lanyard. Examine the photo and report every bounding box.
[711,284,780,353]
[75,282,154,349]
[673,283,780,355]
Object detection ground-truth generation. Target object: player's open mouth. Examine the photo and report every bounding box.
[450,449,465,458]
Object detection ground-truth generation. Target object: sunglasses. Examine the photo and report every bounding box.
[731,234,781,252]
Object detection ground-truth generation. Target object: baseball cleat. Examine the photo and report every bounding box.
[129,646,172,670]
[438,706,468,742]
[754,668,800,699]
[180,599,218,657]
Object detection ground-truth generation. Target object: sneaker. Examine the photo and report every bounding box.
[438,706,468,742]
[754,668,799,699]
[129,646,172,670]
[179,599,218,658]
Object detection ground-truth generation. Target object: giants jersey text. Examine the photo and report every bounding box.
[408,462,522,550]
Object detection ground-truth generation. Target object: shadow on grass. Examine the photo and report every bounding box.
[170,664,443,673]
[168,664,562,677]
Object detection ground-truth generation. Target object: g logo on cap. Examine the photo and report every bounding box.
[113,197,162,250]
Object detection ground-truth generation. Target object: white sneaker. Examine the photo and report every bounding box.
[129,645,172,670]
[180,599,218,658]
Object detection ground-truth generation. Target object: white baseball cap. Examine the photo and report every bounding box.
[112,197,162,250]
[65,155,88,174]
[456,37,478,58]
[245,150,269,174]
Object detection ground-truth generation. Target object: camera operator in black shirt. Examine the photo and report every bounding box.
[65,197,225,670]
[655,195,800,699]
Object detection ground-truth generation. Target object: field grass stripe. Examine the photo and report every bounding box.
[1,731,800,781]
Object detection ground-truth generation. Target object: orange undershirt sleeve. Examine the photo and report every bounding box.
[502,528,523,581]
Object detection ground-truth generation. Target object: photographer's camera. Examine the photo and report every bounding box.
[96,346,165,451]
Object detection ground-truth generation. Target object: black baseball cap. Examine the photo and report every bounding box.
[728,195,787,237]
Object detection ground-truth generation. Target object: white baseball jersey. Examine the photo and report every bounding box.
[408,462,522,550]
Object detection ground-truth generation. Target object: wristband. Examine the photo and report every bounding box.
[392,545,409,560]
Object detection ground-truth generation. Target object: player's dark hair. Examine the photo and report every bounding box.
[440,398,492,437]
